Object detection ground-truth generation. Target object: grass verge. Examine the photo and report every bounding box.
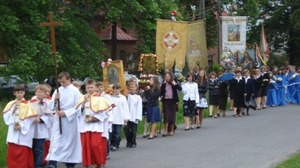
[276,152,300,168]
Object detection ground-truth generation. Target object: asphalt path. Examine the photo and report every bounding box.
[106,104,300,168]
[59,104,300,168]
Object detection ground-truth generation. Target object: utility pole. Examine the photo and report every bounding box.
[199,0,205,20]
[217,0,222,64]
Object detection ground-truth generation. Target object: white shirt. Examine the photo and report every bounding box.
[3,104,35,148]
[100,92,114,138]
[127,94,143,124]
[181,82,199,104]
[30,99,53,139]
[111,94,131,125]
[77,97,109,133]
[46,84,82,163]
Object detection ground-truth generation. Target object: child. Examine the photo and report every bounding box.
[208,72,219,118]
[124,81,142,148]
[141,88,149,138]
[76,79,111,167]
[181,73,199,130]
[96,81,114,160]
[144,77,161,139]
[47,71,82,168]
[110,83,131,151]
[3,85,38,168]
[195,70,208,128]
[30,84,53,168]
[42,83,53,167]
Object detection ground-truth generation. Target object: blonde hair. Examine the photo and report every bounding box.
[35,84,47,92]
[72,80,82,88]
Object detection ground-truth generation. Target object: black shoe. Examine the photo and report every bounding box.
[208,115,213,118]
[184,128,190,131]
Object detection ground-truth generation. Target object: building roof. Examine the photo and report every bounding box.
[98,26,137,41]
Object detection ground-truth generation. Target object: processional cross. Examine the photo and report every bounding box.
[40,12,63,134]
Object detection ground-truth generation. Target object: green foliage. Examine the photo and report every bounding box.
[276,152,300,168]
[266,52,289,68]
[213,63,222,73]
[0,1,107,81]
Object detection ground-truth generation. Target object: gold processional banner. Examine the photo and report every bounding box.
[187,20,208,70]
[156,19,208,72]
[156,19,188,72]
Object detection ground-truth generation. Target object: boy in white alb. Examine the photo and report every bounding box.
[124,81,142,148]
[3,85,38,168]
[42,83,54,167]
[96,81,114,160]
[30,84,53,168]
[110,83,131,151]
[47,72,82,168]
[76,79,111,167]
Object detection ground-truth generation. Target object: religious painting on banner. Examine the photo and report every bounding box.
[187,20,208,71]
[138,54,158,89]
[221,16,247,53]
[102,60,127,95]
[238,49,256,70]
[156,19,188,73]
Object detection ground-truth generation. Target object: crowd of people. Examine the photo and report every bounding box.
[3,64,300,168]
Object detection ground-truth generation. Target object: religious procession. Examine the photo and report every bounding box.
[1,1,300,168]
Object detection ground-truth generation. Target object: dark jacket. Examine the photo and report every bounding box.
[160,82,182,103]
[218,80,229,96]
[261,72,270,87]
[244,77,254,95]
[208,79,220,96]
[144,88,161,107]
[197,80,208,98]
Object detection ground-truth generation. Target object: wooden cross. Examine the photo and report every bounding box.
[40,11,63,134]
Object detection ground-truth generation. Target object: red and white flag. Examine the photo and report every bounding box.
[260,24,270,62]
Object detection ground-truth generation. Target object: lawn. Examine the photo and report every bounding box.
[276,153,300,168]
[0,94,209,167]
[0,100,7,167]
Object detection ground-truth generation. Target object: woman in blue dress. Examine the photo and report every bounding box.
[266,71,278,106]
[286,66,297,103]
[275,67,287,106]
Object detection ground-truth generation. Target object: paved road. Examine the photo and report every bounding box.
[58,104,300,168]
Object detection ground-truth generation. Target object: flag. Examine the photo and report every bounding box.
[156,19,188,71]
[260,24,270,63]
[186,20,208,71]
[255,44,266,67]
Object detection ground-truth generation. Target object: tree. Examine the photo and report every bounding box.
[0,0,106,81]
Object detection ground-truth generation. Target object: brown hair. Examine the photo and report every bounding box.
[13,84,26,92]
[185,72,194,81]
[58,71,71,80]
[150,76,160,92]
[85,79,95,85]
[96,81,103,87]
[208,71,217,78]
[197,70,207,85]
[164,72,174,84]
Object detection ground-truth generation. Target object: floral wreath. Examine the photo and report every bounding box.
[138,54,159,76]
[101,58,119,70]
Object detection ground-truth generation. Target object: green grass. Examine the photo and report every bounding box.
[276,153,300,168]
[0,100,8,167]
